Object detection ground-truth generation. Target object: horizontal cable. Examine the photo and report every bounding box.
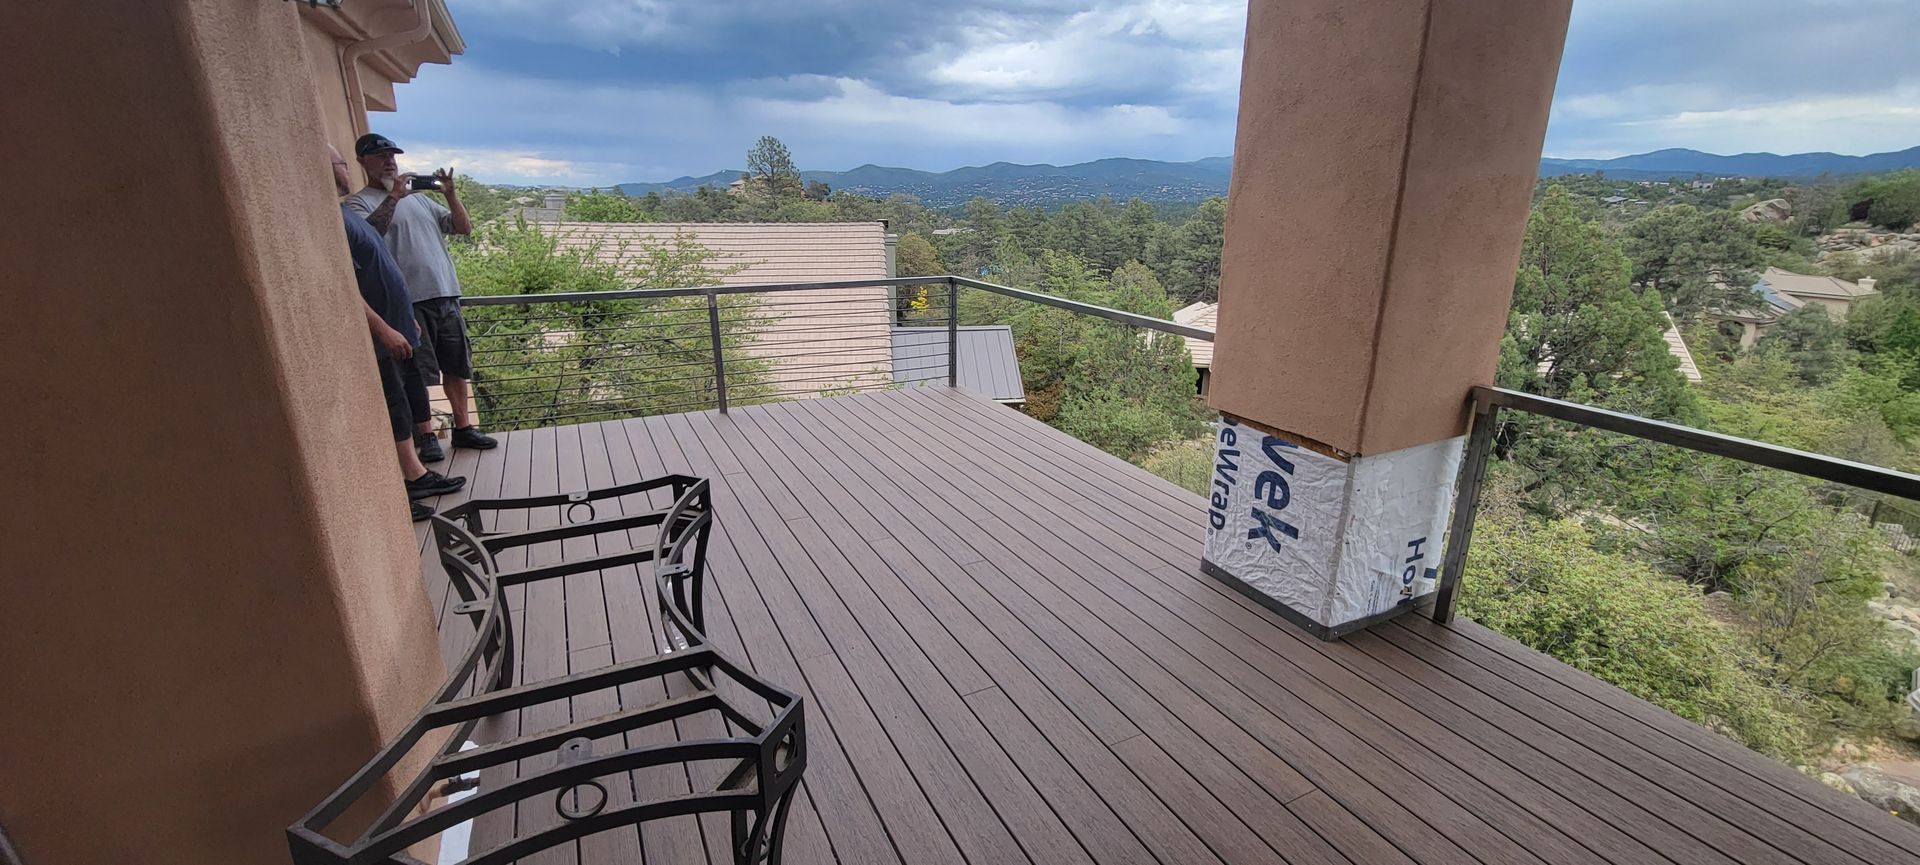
[715,296,898,311]
[739,334,909,351]
[467,315,727,339]
[461,275,952,306]
[711,310,900,325]
[470,343,711,366]
[481,392,708,416]
[471,310,946,344]
[732,383,902,406]
[735,371,894,389]
[464,305,712,325]
[489,401,715,427]
[950,276,1210,339]
[1477,385,1920,500]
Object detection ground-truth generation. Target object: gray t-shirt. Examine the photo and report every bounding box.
[344,185,462,302]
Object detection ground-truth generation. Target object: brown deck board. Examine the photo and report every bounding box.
[1392,618,1920,865]
[899,388,1920,865]
[1440,614,1920,850]
[844,391,1522,865]
[412,388,1919,865]
[803,398,1331,818]
[465,426,535,857]
[642,413,910,865]
[864,392,1659,865]
[626,414,867,865]
[571,420,706,864]
[718,407,1125,865]
[696,446,1007,864]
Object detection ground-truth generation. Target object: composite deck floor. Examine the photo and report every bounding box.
[413,386,1920,865]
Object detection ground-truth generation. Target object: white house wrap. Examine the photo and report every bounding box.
[1203,417,1464,635]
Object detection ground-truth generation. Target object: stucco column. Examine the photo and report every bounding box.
[0,2,444,862]
[1203,0,1572,637]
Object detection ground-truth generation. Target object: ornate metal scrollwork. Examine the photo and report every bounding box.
[289,475,806,865]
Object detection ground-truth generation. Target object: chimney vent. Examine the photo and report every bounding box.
[544,193,567,211]
[1859,276,1878,294]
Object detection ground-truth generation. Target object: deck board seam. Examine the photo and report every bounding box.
[821,394,1385,865]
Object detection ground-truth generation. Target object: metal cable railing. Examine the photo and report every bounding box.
[1431,385,1920,623]
[457,275,1217,434]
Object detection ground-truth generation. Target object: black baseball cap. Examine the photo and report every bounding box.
[354,133,403,157]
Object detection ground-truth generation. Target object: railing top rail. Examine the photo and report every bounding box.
[951,275,1216,341]
[1476,384,1920,501]
[459,273,1218,341]
[458,275,951,306]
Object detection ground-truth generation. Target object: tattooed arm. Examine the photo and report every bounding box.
[365,188,404,235]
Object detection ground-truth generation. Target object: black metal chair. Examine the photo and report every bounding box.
[289,475,807,865]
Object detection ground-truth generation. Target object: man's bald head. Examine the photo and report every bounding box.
[326,143,352,197]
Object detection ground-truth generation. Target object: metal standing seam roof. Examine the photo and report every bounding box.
[891,326,1025,403]
[539,222,895,396]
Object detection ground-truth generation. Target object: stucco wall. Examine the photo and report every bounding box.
[1803,296,1853,319]
[1211,0,1572,455]
[303,17,361,157]
[0,2,442,862]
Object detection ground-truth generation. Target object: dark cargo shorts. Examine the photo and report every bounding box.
[375,346,432,442]
[412,297,473,382]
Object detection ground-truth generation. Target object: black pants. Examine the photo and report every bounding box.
[375,346,432,442]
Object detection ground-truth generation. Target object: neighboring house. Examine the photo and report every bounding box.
[541,222,896,397]
[1711,267,1879,349]
[891,326,1025,405]
[1533,312,1703,385]
[1174,301,1218,395]
[504,193,568,223]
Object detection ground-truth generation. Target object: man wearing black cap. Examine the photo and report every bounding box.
[345,132,498,462]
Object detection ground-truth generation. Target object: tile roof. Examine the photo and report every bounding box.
[1758,267,1877,301]
[538,222,895,396]
[1662,312,1703,383]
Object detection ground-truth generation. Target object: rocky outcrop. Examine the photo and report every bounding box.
[1841,765,1920,825]
[1819,226,1920,256]
[1741,198,1792,223]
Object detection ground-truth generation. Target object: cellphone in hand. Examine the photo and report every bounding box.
[409,175,441,191]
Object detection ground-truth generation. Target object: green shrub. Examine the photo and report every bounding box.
[1461,509,1807,759]
[1136,436,1213,496]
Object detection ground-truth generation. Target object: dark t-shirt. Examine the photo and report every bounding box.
[341,204,419,345]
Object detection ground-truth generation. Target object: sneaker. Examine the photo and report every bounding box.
[411,500,434,522]
[416,431,446,463]
[451,425,498,450]
[406,469,467,500]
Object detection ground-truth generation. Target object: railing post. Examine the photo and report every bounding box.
[946,277,959,388]
[1432,395,1497,623]
[706,287,728,414]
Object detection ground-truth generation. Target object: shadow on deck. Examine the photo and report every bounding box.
[411,386,1920,865]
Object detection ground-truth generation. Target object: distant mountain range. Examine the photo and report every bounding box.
[612,147,1920,207]
[1538,146,1920,180]
[616,157,1235,207]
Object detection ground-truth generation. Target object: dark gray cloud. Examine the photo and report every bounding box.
[383,0,1920,184]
